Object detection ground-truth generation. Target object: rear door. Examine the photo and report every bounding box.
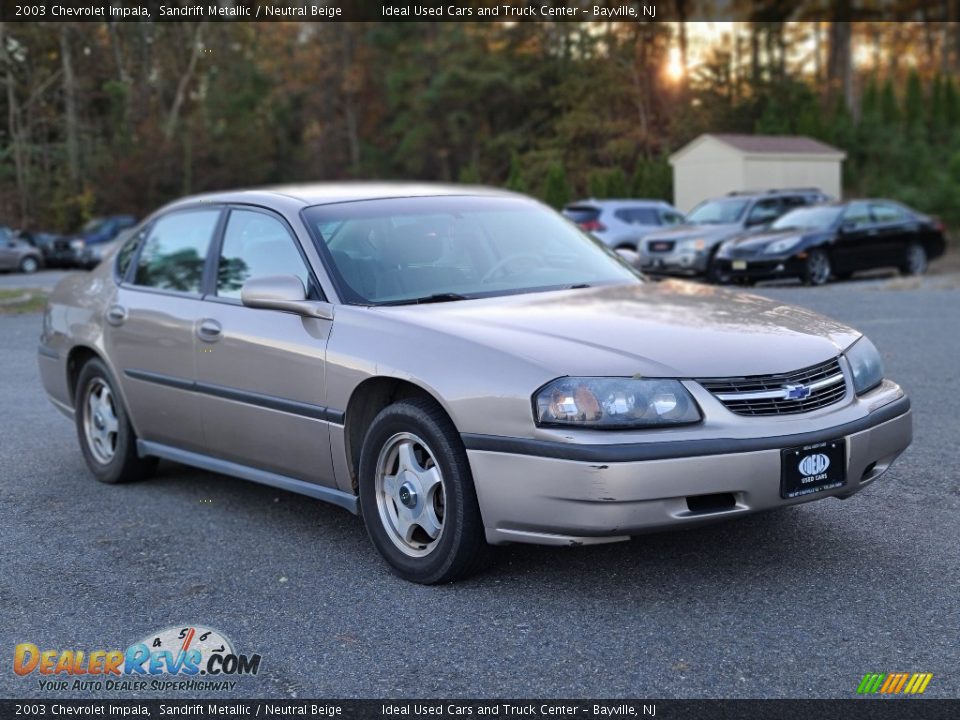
[104,207,223,453]
[194,206,337,487]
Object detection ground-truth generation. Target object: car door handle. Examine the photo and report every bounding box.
[197,319,222,342]
[105,305,127,327]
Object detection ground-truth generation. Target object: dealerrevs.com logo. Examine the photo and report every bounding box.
[13,625,262,692]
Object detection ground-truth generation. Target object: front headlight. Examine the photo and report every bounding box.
[845,337,885,395]
[678,238,707,252]
[764,236,801,254]
[534,377,702,429]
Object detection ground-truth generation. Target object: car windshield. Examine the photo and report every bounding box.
[81,218,106,233]
[303,196,641,305]
[771,206,842,230]
[686,199,749,225]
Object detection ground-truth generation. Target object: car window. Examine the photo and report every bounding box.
[216,209,310,299]
[686,199,749,225]
[562,205,601,224]
[116,229,144,279]
[660,211,684,226]
[133,209,220,293]
[614,208,659,225]
[781,195,810,210]
[746,199,782,226]
[842,202,873,229]
[870,202,907,224]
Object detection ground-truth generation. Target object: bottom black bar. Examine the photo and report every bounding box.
[1,699,957,720]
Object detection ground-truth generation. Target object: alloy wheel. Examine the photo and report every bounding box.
[374,432,446,557]
[807,252,830,285]
[83,378,119,464]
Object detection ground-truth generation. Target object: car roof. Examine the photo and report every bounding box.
[565,199,672,208]
[160,183,521,213]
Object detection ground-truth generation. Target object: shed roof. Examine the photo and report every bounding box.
[670,134,846,164]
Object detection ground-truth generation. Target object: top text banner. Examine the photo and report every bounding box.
[0,0,918,23]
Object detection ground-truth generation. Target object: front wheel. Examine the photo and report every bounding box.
[900,243,928,276]
[358,398,488,584]
[803,249,831,286]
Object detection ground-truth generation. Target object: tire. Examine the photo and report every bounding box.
[19,256,39,274]
[705,259,730,285]
[900,242,928,276]
[803,249,831,286]
[358,397,489,584]
[74,357,156,484]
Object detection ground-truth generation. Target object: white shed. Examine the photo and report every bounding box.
[668,134,846,213]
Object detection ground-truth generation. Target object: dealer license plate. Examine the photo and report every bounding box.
[780,440,846,499]
[732,260,748,270]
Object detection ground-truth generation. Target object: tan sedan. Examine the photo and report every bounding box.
[38,184,912,583]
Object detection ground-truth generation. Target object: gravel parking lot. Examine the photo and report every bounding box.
[1,278,957,700]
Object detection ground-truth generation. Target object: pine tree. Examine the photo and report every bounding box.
[629,163,647,198]
[903,70,926,141]
[543,161,571,209]
[880,78,900,129]
[457,164,482,184]
[505,153,526,193]
[605,169,628,198]
[588,170,608,198]
[943,77,960,133]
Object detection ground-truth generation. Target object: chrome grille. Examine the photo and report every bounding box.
[646,240,675,253]
[697,357,847,416]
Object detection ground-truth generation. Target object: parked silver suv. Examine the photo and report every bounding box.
[640,188,830,280]
[563,199,685,252]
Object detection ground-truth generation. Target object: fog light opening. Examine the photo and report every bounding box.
[686,492,737,515]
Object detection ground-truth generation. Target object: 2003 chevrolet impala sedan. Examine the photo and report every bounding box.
[38,184,912,583]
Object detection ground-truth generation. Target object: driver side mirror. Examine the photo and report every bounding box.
[241,275,333,320]
[839,220,857,234]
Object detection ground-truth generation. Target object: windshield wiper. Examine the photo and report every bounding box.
[380,292,472,306]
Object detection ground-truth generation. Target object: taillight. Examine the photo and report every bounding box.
[932,216,946,233]
[579,220,606,233]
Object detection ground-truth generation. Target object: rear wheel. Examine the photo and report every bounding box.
[19,256,39,274]
[358,398,489,584]
[900,243,928,275]
[74,358,156,484]
[803,249,831,286]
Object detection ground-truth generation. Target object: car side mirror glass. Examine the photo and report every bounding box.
[240,275,332,320]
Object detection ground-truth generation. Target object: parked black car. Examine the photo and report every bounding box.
[713,200,947,286]
[639,188,831,280]
[17,230,74,268]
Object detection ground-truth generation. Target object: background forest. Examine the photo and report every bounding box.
[2,18,960,234]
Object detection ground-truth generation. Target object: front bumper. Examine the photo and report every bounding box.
[640,248,711,275]
[713,254,806,281]
[467,394,912,546]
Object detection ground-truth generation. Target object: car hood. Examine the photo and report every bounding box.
[644,223,742,242]
[380,281,860,378]
[722,228,820,250]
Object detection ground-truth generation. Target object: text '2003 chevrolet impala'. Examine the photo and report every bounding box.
[38,184,912,583]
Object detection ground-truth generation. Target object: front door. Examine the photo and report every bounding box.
[834,201,881,273]
[194,207,337,487]
[104,207,223,453]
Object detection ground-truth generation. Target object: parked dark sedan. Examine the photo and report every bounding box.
[713,200,947,286]
[18,230,75,268]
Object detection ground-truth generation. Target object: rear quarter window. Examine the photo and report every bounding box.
[562,206,601,223]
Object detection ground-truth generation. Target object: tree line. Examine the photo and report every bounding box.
[1,20,959,234]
